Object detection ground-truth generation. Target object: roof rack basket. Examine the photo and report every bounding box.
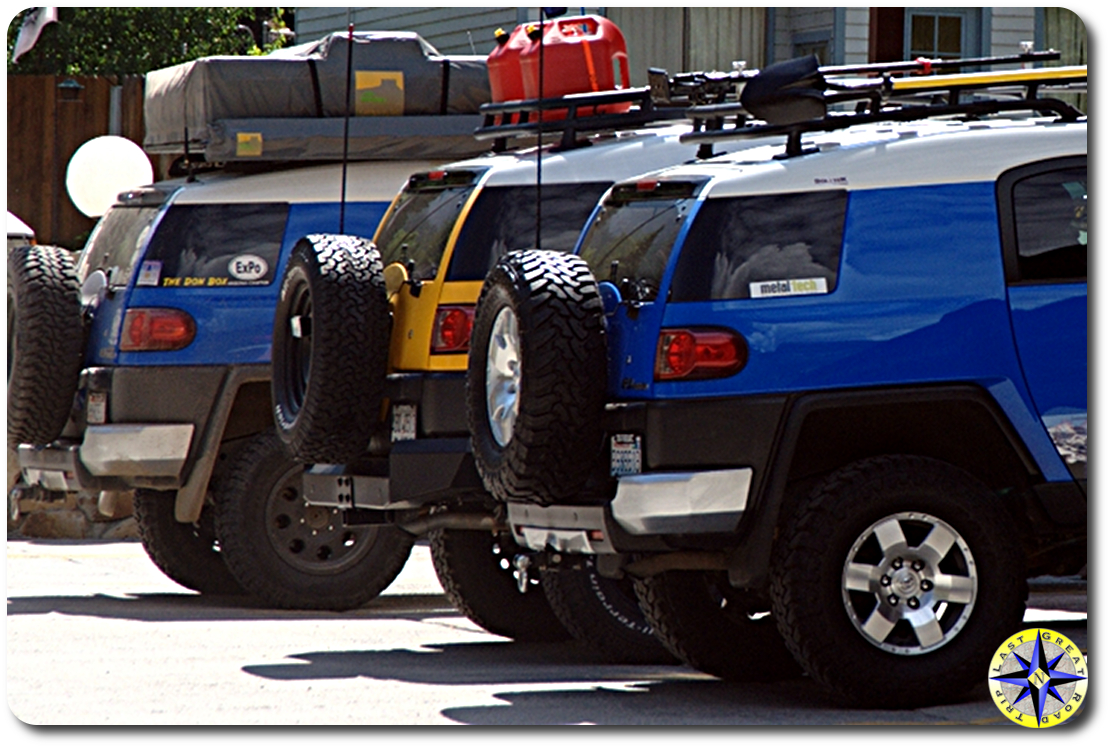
[474,86,691,152]
[679,50,1086,158]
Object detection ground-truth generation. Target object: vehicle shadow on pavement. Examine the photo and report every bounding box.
[440,681,1003,726]
[5,590,462,622]
[243,640,687,685]
[242,643,997,725]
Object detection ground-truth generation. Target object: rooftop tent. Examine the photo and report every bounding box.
[143,31,492,162]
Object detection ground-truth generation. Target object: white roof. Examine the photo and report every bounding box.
[164,160,445,205]
[644,118,1086,198]
[431,124,775,188]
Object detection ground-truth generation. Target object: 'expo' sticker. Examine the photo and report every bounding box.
[228,254,269,282]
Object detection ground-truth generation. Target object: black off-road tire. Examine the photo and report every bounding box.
[429,528,570,642]
[634,569,801,679]
[543,558,677,665]
[272,234,390,465]
[214,432,414,610]
[467,250,607,505]
[769,455,1027,709]
[132,489,244,595]
[7,245,84,448]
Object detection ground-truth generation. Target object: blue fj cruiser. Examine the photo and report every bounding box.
[9,30,493,611]
[465,56,1087,707]
[8,161,442,608]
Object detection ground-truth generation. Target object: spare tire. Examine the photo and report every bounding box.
[272,234,390,464]
[7,245,84,448]
[467,250,607,505]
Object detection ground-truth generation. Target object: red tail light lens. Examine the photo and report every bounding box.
[120,308,196,352]
[655,328,747,380]
[431,305,475,353]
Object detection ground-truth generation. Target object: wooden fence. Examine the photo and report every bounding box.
[6,75,164,249]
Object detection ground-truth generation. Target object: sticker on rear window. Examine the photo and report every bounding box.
[135,260,162,287]
[750,277,828,299]
[228,254,269,282]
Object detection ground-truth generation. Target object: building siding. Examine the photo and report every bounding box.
[607,7,687,85]
[293,7,535,55]
[989,6,1037,57]
[292,7,1063,74]
[842,6,871,64]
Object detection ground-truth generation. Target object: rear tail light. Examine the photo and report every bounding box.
[655,328,747,381]
[431,305,475,353]
[120,308,196,351]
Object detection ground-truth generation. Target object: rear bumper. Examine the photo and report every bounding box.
[506,467,754,554]
[298,371,479,509]
[17,364,267,493]
[18,423,194,491]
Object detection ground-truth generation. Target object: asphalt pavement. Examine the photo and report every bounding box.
[5,537,1090,729]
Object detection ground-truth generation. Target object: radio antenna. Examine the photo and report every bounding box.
[339,23,354,234]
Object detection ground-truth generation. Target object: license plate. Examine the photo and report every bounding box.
[391,403,417,442]
[610,433,642,476]
[87,391,107,424]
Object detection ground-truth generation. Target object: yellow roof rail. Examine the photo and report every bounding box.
[890,66,1087,93]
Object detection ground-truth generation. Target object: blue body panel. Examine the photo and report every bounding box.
[597,181,1081,482]
[1007,283,1087,418]
[87,201,389,367]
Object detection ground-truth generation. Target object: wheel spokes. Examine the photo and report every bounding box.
[486,307,522,447]
[907,607,945,648]
[917,523,957,567]
[873,517,908,555]
[860,608,898,643]
[932,572,975,604]
[843,511,978,655]
[844,562,879,593]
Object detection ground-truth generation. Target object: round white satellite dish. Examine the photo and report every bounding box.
[66,136,154,218]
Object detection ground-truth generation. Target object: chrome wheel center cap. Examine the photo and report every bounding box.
[892,568,919,596]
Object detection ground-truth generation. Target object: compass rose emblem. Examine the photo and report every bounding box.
[989,628,1087,727]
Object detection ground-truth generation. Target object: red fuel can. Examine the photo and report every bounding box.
[487,25,533,103]
[519,15,631,119]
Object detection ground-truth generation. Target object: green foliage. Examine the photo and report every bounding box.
[7,7,287,75]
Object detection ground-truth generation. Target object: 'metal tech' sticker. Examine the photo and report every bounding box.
[749,277,828,299]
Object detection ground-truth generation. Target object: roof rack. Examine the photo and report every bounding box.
[474,86,689,152]
[680,51,1086,158]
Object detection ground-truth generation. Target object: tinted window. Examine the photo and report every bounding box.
[670,190,847,301]
[376,180,479,281]
[578,194,696,302]
[76,205,161,286]
[1012,166,1086,281]
[446,182,611,281]
[141,203,289,287]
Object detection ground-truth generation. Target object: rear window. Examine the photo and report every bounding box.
[669,190,847,301]
[578,184,700,302]
[446,182,611,281]
[76,205,161,286]
[140,203,290,287]
[1012,165,1086,282]
[376,171,483,282]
